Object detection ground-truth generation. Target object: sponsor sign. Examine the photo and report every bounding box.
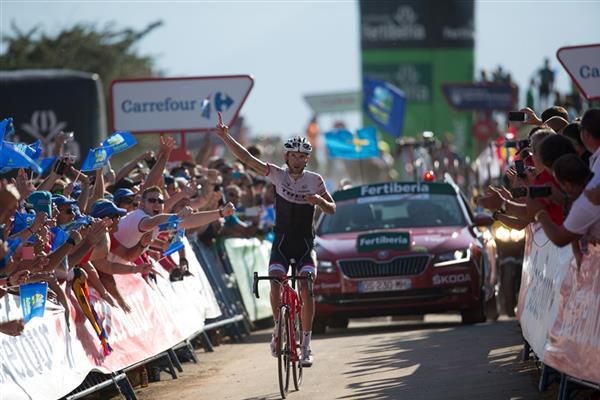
[110,75,254,133]
[518,226,600,386]
[333,181,456,202]
[0,237,221,400]
[442,83,516,111]
[364,63,432,103]
[432,273,471,285]
[304,91,361,114]
[360,0,474,49]
[556,44,600,100]
[356,232,410,253]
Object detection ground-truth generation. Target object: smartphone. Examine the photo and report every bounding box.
[145,157,157,169]
[529,185,552,198]
[54,160,67,175]
[518,139,530,149]
[508,111,527,122]
[514,160,526,177]
[510,187,528,198]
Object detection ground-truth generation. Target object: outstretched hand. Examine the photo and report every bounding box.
[216,112,228,138]
[159,136,177,155]
[220,202,236,217]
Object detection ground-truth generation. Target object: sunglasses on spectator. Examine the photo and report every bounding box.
[146,197,164,204]
[226,192,240,198]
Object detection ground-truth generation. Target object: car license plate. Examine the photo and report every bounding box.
[358,279,412,293]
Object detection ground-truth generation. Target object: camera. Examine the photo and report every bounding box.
[508,111,527,122]
[518,139,530,150]
[528,185,552,198]
[514,160,526,178]
[510,187,528,198]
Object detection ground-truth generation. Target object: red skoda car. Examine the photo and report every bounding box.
[313,181,497,333]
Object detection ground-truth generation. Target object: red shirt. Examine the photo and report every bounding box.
[534,170,565,225]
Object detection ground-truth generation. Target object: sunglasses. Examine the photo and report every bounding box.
[146,197,164,204]
[226,192,240,198]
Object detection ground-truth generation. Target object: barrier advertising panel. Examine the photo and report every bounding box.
[518,225,600,386]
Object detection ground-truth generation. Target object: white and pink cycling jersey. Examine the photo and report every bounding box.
[265,163,327,238]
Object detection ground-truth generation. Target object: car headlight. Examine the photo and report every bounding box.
[317,260,335,273]
[494,226,525,242]
[434,248,471,267]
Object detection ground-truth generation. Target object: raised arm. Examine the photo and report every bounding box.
[215,112,268,176]
[140,137,176,192]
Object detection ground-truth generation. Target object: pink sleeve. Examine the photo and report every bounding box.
[266,163,285,185]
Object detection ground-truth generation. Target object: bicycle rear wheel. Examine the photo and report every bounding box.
[278,306,291,398]
[292,313,303,390]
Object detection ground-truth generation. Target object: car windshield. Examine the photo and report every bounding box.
[318,193,465,234]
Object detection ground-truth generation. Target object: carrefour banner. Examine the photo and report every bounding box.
[360,0,474,154]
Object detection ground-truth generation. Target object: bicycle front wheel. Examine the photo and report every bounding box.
[278,306,291,398]
[292,312,303,390]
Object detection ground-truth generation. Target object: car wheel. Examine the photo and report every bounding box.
[312,317,327,335]
[328,317,349,329]
[461,288,487,324]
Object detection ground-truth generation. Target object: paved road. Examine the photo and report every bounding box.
[135,315,549,400]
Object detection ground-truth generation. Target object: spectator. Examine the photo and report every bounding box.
[562,122,591,165]
[580,108,600,172]
[530,154,600,246]
[538,58,555,108]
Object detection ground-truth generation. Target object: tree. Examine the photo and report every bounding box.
[0,20,163,96]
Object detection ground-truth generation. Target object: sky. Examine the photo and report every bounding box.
[2,0,600,137]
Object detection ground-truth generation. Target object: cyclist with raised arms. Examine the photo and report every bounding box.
[215,112,336,367]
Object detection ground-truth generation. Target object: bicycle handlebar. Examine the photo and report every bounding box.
[253,272,314,299]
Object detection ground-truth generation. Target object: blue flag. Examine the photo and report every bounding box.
[20,282,48,323]
[325,127,379,159]
[158,215,181,232]
[0,237,22,270]
[50,226,68,251]
[363,78,406,138]
[25,140,43,161]
[39,157,57,174]
[102,131,137,154]
[164,229,185,257]
[0,118,15,141]
[0,141,43,174]
[11,212,36,235]
[81,145,114,172]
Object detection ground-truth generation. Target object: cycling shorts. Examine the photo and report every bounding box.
[268,233,317,277]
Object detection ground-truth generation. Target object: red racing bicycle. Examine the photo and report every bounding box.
[253,260,313,399]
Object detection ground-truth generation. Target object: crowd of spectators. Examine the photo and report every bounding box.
[478,106,600,265]
[0,131,278,345]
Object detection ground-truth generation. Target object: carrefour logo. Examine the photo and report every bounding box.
[121,97,198,114]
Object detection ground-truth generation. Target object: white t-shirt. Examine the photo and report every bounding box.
[113,209,157,248]
[563,172,600,240]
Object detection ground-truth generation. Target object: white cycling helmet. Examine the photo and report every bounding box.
[283,136,312,154]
